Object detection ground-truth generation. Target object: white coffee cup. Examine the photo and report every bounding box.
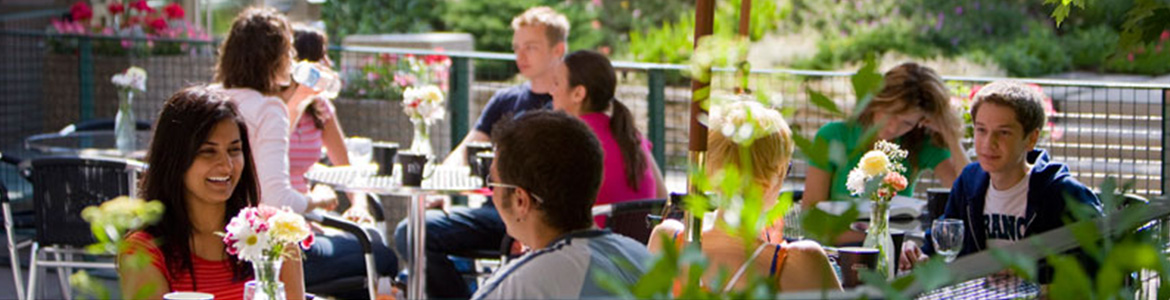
[163,292,214,300]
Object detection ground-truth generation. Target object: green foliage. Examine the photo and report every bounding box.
[74,197,165,300]
[321,0,444,44]
[628,0,788,65]
[992,29,1072,77]
[790,0,1170,76]
[1064,25,1120,69]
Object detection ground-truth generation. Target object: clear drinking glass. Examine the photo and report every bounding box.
[932,218,965,263]
[346,137,374,166]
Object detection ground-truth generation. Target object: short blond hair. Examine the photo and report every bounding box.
[707,101,794,188]
[511,6,570,45]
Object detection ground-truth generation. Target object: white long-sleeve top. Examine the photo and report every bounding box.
[221,87,310,213]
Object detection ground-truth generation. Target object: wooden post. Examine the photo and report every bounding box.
[686,0,716,243]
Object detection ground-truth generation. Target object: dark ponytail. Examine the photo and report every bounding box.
[610,100,647,191]
[564,50,648,191]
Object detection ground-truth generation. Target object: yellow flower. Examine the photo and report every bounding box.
[859,150,890,177]
[266,210,311,245]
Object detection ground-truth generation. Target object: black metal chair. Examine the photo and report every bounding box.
[1,152,31,300]
[22,155,145,300]
[304,212,382,300]
[598,198,669,245]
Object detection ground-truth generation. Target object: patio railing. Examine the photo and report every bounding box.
[2,16,1167,204]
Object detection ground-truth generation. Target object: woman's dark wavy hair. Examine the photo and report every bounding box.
[563,50,648,191]
[141,85,259,286]
[293,24,329,129]
[215,6,293,95]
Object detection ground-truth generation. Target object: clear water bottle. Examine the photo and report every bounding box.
[292,61,341,99]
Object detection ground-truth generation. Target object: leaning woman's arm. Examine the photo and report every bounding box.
[252,100,314,213]
[281,244,306,300]
[317,99,350,167]
[802,166,833,210]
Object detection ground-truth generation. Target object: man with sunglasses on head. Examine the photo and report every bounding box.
[471,110,651,299]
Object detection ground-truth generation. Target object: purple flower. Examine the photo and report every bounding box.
[935,12,945,31]
[955,6,963,15]
[950,37,960,47]
[632,9,641,18]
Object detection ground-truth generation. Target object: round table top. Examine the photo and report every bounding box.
[304,164,484,196]
[24,130,151,159]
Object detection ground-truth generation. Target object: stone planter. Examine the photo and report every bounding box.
[42,53,216,132]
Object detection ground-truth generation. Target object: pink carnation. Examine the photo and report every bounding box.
[299,232,315,250]
[883,172,908,192]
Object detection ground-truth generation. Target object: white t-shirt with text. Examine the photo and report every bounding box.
[983,173,1030,248]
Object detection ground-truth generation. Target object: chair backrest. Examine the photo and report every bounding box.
[26,156,144,246]
[605,199,667,245]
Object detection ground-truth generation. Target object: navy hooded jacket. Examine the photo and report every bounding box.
[923,149,1103,257]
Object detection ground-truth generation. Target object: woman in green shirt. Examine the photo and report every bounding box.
[803,63,969,209]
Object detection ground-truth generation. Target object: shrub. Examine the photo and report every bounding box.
[321,0,444,44]
[1064,25,1120,70]
[992,29,1071,77]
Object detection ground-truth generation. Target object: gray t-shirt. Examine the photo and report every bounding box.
[472,229,651,299]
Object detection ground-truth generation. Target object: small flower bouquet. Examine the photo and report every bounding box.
[846,140,909,200]
[111,66,147,92]
[221,206,314,300]
[402,85,446,124]
[402,85,445,155]
[111,66,146,154]
[845,140,908,279]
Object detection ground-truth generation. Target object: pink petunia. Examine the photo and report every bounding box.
[164,3,185,19]
[130,0,154,13]
[148,17,168,32]
[107,2,124,15]
[70,1,92,21]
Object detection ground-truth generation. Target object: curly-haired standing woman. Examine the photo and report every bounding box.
[118,86,305,300]
[214,7,336,214]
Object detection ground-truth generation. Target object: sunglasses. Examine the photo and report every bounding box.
[488,182,545,204]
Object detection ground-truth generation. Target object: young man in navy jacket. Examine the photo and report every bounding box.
[901,81,1102,269]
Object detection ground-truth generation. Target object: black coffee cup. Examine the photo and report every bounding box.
[837,247,880,288]
[465,142,493,174]
[475,152,494,187]
[398,152,431,187]
[372,142,399,176]
[891,230,906,272]
[927,188,951,220]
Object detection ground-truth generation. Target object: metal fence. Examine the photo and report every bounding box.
[2,20,1168,204]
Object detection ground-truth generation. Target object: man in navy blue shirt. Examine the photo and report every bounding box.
[395,6,568,299]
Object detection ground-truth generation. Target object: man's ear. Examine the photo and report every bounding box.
[513,188,535,216]
[554,41,566,58]
[1025,128,1041,150]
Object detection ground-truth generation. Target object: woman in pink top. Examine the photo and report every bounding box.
[549,50,668,227]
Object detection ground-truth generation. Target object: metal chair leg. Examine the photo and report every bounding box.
[53,250,70,300]
[4,202,26,300]
[26,243,38,300]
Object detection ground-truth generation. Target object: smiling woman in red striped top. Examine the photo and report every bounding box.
[118,85,305,300]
